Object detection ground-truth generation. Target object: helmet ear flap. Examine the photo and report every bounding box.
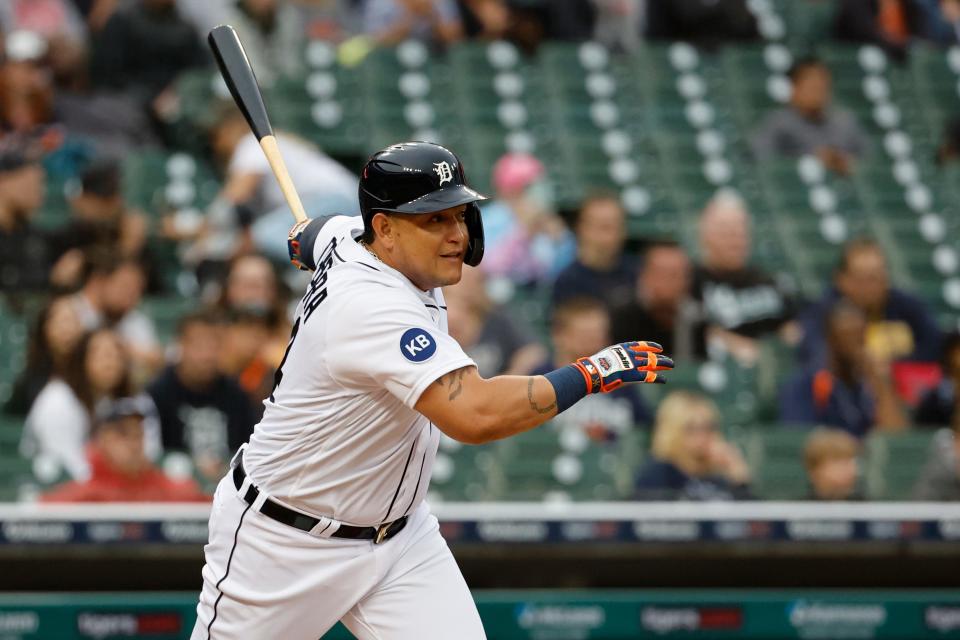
[463,203,484,267]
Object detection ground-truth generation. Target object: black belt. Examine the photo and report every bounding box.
[232,461,408,544]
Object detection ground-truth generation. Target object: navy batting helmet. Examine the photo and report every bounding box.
[358,142,487,266]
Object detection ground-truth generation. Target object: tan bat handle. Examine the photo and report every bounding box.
[259,135,308,224]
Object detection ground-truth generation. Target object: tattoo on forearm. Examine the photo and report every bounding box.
[436,368,465,401]
[448,368,464,401]
[527,378,556,415]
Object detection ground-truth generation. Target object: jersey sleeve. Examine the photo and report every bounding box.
[326,279,475,409]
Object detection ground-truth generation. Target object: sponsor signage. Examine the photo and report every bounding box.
[926,605,960,634]
[76,612,181,639]
[640,606,743,634]
[786,600,887,639]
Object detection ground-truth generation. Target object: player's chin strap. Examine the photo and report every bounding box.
[543,341,673,413]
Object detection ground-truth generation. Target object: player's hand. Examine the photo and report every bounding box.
[287,218,312,271]
[572,341,672,393]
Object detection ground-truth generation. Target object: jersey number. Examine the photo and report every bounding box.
[269,317,300,403]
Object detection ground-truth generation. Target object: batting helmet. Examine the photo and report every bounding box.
[358,142,487,266]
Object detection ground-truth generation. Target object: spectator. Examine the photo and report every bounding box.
[48,158,160,292]
[0,49,54,135]
[936,114,960,165]
[646,0,758,46]
[780,301,907,437]
[183,104,355,269]
[147,311,257,486]
[22,328,160,480]
[68,251,163,375]
[0,1,86,42]
[912,417,960,500]
[530,0,596,41]
[634,391,752,500]
[480,152,575,286]
[219,308,276,420]
[41,395,209,502]
[750,57,870,174]
[530,297,650,440]
[364,0,463,46]
[5,295,83,417]
[444,265,546,378]
[226,0,304,88]
[292,0,360,42]
[915,331,960,426]
[804,428,863,500]
[592,0,643,52]
[0,135,51,294]
[49,39,159,160]
[798,238,942,366]
[89,0,207,107]
[550,193,637,308]
[458,0,511,39]
[456,0,546,51]
[692,190,795,364]
[610,240,707,361]
[216,252,290,363]
[922,0,960,44]
[834,0,925,60]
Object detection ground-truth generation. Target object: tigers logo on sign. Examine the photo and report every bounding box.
[433,161,453,185]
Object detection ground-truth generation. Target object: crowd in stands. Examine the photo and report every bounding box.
[1,0,959,505]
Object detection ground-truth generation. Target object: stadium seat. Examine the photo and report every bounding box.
[863,430,936,500]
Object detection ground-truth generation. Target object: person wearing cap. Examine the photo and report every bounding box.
[479,152,575,285]
[40,394,209,503]
[0,135,51,293]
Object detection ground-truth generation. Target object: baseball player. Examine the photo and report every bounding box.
[192,142,673,639]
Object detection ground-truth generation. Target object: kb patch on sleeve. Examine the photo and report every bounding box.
[400,328,436,362]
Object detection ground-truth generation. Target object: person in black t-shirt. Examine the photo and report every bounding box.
[610,240,707,362]
[915,332,960,427]
[551,193,637,309]
[147,310,256,486]
[0,135,51,295]
[692,190,796,363]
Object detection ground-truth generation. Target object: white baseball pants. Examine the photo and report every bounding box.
[191,474,486,639]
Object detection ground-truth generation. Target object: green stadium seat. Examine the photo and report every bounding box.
[738,428,810,500]
[431,438,498,502]
[863,430,937,500]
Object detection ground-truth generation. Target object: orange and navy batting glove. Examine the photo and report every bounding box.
[287,218,313,271]
[544,341,673,413]
[572,341,672,393]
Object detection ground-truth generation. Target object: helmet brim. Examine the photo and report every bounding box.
[388,184,488,214]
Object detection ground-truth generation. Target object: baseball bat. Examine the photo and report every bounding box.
[207,24,308,224]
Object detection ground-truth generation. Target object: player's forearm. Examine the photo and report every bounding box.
[418,367,558,445]
[468,374,559,442]
[417,343,671,445]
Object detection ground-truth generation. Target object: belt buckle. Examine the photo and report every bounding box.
[374,523,390,545]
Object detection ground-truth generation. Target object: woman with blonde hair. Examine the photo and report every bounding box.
[635,391,752,500]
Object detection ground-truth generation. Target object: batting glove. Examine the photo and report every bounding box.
[287,218,312,271]
[572,341,672,393]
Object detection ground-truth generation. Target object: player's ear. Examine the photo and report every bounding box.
[371,212,394,247]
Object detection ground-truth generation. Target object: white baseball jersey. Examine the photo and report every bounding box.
[243,215,475,526]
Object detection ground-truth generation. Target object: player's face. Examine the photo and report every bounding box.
[389,205,469,290]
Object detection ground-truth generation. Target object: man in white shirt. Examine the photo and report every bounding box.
[192,142,673,639]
